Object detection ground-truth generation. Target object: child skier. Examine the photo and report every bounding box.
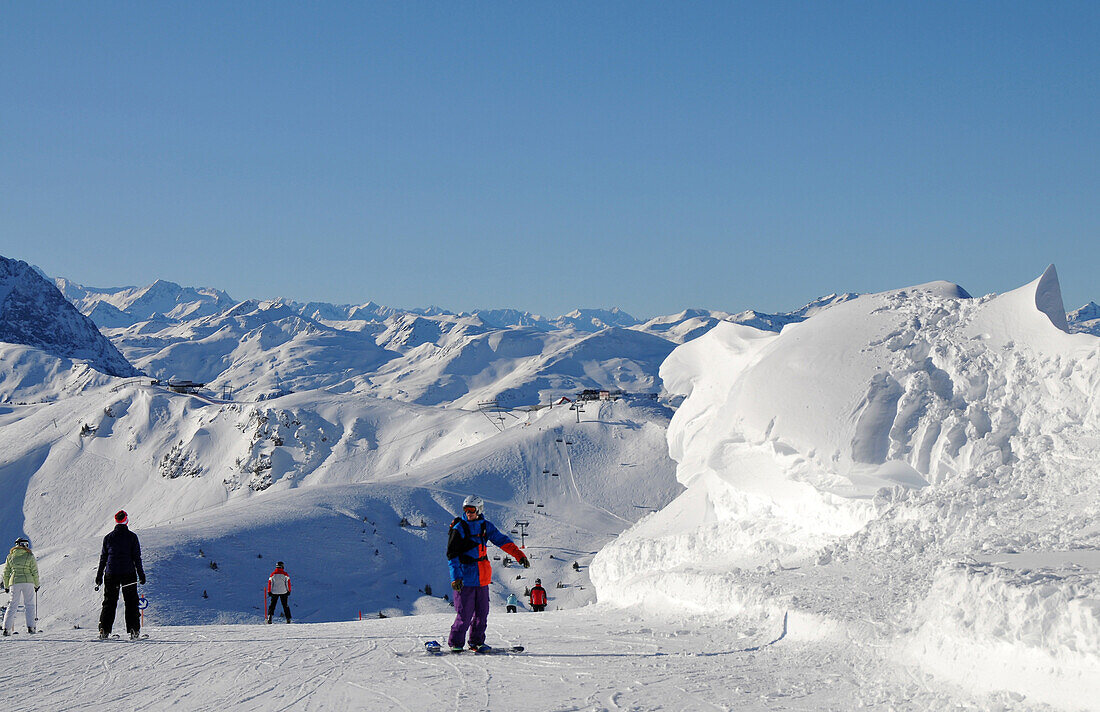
[446,494,528,652]
[266,561,292,623]
[506,593,519,613]
[2,537,40,636]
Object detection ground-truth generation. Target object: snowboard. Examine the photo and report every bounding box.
[424,640,524,655]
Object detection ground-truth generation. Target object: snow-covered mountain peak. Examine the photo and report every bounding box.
[0,255,139,394]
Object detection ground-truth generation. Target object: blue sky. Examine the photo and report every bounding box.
[3,2,1097,317]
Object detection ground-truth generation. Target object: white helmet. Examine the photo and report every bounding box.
[462,494,484,515]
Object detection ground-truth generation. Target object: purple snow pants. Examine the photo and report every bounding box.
[448,585,490,648]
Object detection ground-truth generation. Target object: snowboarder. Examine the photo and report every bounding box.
[529,579,548,612]
[3,537,39,636]
[266,561,291,623]
[95,510,146,640]
[506,593,519,613]
[446,494,529,652]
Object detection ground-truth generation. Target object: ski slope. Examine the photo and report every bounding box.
[0,606,1003,712]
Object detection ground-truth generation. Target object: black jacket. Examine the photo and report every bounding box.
[96,524,145,584]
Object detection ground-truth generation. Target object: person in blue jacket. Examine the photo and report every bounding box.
[447,495,528,652]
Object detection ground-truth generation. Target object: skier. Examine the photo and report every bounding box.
[506,593,519,613]
[2,537,39,636]
[529,578,548,612]
[447,494,529,652]
[95,510,146,640]
[266,561,291,623]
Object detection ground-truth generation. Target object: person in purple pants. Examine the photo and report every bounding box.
[446,495,529,652]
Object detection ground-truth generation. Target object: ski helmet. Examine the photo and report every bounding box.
[115,510,128,525]
[535,578,541,585]
[14,537,30,548]
[462,494,484,515]
[276,561,284,568]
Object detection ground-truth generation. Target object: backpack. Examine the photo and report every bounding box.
[446,518,487,565]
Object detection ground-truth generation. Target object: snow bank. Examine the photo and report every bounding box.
[903,562,1100,711]
[593,266,1100,708]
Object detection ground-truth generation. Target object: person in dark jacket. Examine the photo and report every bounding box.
[95,510,146,639]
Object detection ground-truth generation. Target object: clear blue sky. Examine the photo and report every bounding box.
[3,2,1098,317]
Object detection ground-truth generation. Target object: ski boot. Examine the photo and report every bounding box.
[98,629,109,640]
[129,630,141,640]
[27,627,36,634]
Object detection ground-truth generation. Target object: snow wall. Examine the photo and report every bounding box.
[592,265,1100,709]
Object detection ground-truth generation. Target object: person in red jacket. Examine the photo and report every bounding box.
[529,578,548,612]
[266,561,291,624]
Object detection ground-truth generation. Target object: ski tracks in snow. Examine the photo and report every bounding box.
[0,609,1017,711]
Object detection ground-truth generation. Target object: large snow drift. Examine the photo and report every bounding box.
[592,266,1100,710]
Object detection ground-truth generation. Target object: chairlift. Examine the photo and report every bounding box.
[510,529,519,534]
[542,469,549,474]
[493,556,501,561]
[527,499,534,505]
[536,503,545,508]
[555,438,563,442]
[565,441,573,445]
[551,472,559,477]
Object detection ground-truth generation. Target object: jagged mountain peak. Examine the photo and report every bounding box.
[0,255,140,384]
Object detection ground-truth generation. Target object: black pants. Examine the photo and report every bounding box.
[268,593,291,621]
[506,605,517,613]
[100,574,140,635]
[531,604,546,612]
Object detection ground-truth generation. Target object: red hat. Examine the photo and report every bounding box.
[115,510,128,525]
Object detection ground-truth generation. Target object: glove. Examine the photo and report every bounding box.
[518,556,530,568]
[451,579,463,591]
[139,576,146,586]
[94,586,100,592]
[95,578,102,588]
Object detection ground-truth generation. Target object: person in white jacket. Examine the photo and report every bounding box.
[266,561,291,624]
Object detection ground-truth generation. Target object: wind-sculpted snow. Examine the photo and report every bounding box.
[592,265,1100,710]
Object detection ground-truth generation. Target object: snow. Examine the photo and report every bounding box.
[592,267,1100,711]
[1,259,1099,710]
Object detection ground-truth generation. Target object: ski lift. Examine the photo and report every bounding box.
[536,503,545,508]
[555,438,563,442]
[542,469,549,474]
[527,499,534,505]
[493,556,501,561]
[551,472,559,477]
[510,529,519,534]
[565,440,573,445]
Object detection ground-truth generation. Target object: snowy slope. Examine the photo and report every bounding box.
[1,382,680,630]
[592,265,1100,711]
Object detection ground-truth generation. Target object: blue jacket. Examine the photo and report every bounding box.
[447,516,521,587]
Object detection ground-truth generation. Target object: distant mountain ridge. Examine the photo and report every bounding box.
[9,262,1091,407]
[40,276,867,406]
